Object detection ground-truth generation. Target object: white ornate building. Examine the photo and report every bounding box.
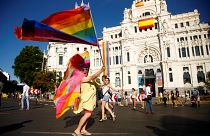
[46,0,210,96]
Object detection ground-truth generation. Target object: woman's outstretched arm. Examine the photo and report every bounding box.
[82,66,105,83]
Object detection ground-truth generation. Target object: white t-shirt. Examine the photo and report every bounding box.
[22,84,30,97]
[102,85,110,96]
[145,86,151,98]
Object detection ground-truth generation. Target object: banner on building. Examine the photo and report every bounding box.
[156,72,162,87]
[102,41,110,76]
[137,75,144,88]
[138,18,154,29]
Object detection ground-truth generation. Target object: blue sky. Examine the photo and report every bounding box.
[0,0,210,82]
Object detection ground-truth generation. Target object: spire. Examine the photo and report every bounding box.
[81,0,84,7]
[75,2,79,9]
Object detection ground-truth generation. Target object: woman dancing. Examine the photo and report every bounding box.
[73,66,105,136]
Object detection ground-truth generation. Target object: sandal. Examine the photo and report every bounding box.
[81,130,92,135]
[99,118,105,122]
[72,131,82,136]
[72,133,82,136]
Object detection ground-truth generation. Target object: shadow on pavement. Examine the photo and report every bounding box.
[0,104,45,112]
[146,115,210,136]
[0,120,33,135]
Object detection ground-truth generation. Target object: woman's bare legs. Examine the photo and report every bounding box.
[74,112,91,135]
[104,102,115,121]
[81,120,92,135]
[101,100,106,120]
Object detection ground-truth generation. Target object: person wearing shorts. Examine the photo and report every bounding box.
[99,78,116,122]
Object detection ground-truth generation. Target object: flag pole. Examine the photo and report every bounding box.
[88,4,104,66]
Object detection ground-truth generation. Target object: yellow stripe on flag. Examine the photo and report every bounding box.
[138,18,154,29]
[135,1,144,7]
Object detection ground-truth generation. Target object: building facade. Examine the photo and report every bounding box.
[46,0,210,96]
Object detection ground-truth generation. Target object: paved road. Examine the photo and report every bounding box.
[0,99,210,136]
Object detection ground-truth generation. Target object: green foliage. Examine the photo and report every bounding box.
[2,80,19,93]
[33,71,56,93]
[13,46,43,86]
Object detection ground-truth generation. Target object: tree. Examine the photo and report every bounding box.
[2,80,19,94]
[33,71,56,93]
[13,46,44,86]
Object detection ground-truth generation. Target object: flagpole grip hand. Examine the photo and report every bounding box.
[101,66,106,72]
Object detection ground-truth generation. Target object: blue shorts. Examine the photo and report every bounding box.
[102,95,110,102]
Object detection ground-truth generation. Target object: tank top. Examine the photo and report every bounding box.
[102,85,110,96]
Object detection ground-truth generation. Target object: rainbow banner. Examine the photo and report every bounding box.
[138,18,154,29]
[15,18,93,45]
[42,7,97,46]
[102,41,110,76]
[54,51,90,119]
[15,6,97,46]
[135,1,144,7]
[156,72,163,87]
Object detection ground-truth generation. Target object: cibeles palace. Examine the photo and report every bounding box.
[46,0,210,96]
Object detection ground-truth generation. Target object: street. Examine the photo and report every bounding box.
[0,99,210,136]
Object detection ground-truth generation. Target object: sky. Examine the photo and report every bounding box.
[0,0,210,82]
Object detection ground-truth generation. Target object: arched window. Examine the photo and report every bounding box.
[169,68,173,82]
[183,67,191,84]
[115,77,121,87]
[197,66,205,83]
[183,72,191,84]
[96,58,99,67]
[128,71,131,84]
[197,71,205,83]
[144,55,153,63]
[143,12,151,17]
[138,70,142,74]
[64,47,67,53]
[127,52,130,62]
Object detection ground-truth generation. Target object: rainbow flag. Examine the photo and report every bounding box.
[41,7,97,46]
[54,51,90,119]
[102,41,110,76]
[15,7,97,46]
[138,17,154,29]
[14,18,93,45]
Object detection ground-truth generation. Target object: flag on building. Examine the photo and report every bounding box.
[138,18,154,29]
[135,0,144,7]
[102,41,110,76]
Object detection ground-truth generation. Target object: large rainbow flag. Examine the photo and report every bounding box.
[15,18,93,45]
[15,6,97,46]
[102,41,110,76]
[54,51,90,119]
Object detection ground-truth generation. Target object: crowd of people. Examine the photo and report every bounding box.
[158,88,201,108]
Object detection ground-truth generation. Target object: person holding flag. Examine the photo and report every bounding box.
[73,66,105,136]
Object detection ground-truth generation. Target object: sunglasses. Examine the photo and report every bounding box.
[82,68,88,71]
